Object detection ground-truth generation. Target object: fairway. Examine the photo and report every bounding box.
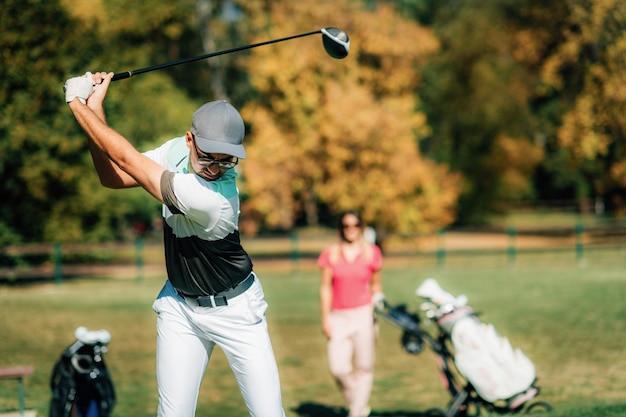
[0,246,625,417]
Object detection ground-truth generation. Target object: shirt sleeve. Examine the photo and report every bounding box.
[318,247,332,268]
[143,139,173,167]
[370,244,383,271]
[161,171,232,233]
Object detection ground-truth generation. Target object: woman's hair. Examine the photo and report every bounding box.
[337,210,364,241]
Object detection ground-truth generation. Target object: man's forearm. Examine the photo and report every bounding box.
[69,99,143,186]
[88,102,107,124]
[68,98,165,202]
[75,101,137,188]
[65,72,164,201]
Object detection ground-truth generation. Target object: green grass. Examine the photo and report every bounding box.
[487,210,613,229]
[0,247,625,417]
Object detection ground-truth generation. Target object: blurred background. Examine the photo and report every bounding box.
[1,0,625,248]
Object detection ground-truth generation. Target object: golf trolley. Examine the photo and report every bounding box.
[376,279,553,417]
[49,327,115,417]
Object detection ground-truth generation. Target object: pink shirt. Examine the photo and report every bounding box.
[318,244,383,310]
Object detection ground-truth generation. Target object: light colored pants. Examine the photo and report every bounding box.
[152,276,285,417]
[327,304,376,417]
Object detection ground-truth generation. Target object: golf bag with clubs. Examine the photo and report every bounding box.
[49,327,115,417]
[377,278,552,416]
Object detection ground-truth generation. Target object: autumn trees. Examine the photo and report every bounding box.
[545,0,626,215]
[1,0,624,243]
[415,0,626,220]
[237,1,460,233]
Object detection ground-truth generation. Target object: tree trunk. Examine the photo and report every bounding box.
[302,188,319,227]
[196,0,227,99]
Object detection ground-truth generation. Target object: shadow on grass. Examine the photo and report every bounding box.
[291,402,431,417]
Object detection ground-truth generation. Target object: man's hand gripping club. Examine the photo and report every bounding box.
[64,71,112,106]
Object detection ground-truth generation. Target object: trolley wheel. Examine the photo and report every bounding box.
[462,401,482,417]
[524,401,553,413]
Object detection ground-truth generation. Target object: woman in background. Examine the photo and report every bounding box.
[318,210,384,417]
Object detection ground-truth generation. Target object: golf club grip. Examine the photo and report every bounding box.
[111,72,132,81]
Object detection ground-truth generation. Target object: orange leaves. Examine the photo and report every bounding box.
[238,0,460,232]
[349,4,439,94]
[558,95,606,160]
[550,0,626,165]
[485,135,544,200]
[513,29,551,66]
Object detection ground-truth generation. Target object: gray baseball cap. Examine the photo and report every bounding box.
[191,100,246,158]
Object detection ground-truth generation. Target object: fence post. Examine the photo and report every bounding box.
[53,242,62,285]
[135,236,144,283]
[437,229,446,267]
[575,222,585,264]
[507,227,517,267]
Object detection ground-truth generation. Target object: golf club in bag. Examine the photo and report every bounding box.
[111,27,350,81]
[376,278,553,417]
[49,327,115,417]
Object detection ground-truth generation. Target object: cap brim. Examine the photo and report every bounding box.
[195,137,246,159]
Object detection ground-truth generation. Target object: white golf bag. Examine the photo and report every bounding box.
[416,278,537,404]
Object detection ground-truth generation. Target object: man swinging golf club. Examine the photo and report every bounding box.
[64,70,285,417]
[64,28,349,416]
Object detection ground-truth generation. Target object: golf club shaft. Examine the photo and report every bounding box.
[112,29,322,81]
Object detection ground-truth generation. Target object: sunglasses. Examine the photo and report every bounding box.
[192,137,238,169]
[342,223,361,229]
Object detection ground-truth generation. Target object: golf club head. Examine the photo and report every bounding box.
[321,27,350,59]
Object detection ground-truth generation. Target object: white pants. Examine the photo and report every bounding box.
[327,304,376,417]
[152,276,285,417]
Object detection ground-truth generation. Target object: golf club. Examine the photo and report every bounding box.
[111,27,350,81]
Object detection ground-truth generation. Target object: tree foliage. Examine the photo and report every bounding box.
[417,0,551,223]
[0,0,98,243]
[541,0,626,214]
[1,0,625,244]
[416,0,626,220]
[236,0,461,233]
[0,0,203,244]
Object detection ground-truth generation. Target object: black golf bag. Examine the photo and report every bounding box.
[49,327,115,417]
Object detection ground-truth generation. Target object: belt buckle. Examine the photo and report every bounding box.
[209,295,228,308]
[197,294,228,308]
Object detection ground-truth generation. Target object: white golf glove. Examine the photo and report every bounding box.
[372,292,386,311]
[64,71,94,104]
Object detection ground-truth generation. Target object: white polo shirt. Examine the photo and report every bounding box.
[144,136,253,295]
